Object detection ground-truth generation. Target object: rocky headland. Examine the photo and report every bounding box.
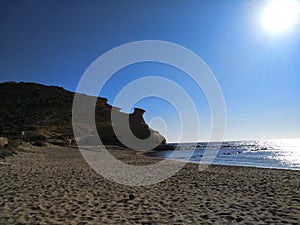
[0,81,167,149]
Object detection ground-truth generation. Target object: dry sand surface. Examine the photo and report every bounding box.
[0,146,299,224]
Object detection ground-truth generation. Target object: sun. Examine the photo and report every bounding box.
[262,0,300,33]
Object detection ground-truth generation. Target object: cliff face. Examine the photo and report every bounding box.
[0,82,166,147]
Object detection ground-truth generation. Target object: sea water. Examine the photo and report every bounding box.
[149,139,300,170]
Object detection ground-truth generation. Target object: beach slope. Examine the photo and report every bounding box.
[0,146,299,224]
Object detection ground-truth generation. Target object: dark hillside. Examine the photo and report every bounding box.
[0,81,166,147]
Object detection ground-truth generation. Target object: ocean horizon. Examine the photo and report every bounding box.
[148,138,300,170]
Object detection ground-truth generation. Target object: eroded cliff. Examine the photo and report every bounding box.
[0,82,166,148]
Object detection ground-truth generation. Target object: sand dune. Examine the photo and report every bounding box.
[0,146,299,224]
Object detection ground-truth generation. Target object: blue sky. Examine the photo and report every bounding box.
[1,0,299,142]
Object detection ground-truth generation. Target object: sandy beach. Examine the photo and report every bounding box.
[0,146,299,224]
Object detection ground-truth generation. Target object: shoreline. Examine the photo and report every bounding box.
[1,146,300,224]
[144,142,300,171]
[144,150,300,171]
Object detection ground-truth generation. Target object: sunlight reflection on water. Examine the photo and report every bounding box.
[266,139,300,167]
[151,139,300,170]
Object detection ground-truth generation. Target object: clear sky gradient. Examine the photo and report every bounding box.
[1,0,299,142]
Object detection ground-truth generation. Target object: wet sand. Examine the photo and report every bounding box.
[0,146,299,224]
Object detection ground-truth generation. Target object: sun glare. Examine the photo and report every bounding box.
[262,0,300,33]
